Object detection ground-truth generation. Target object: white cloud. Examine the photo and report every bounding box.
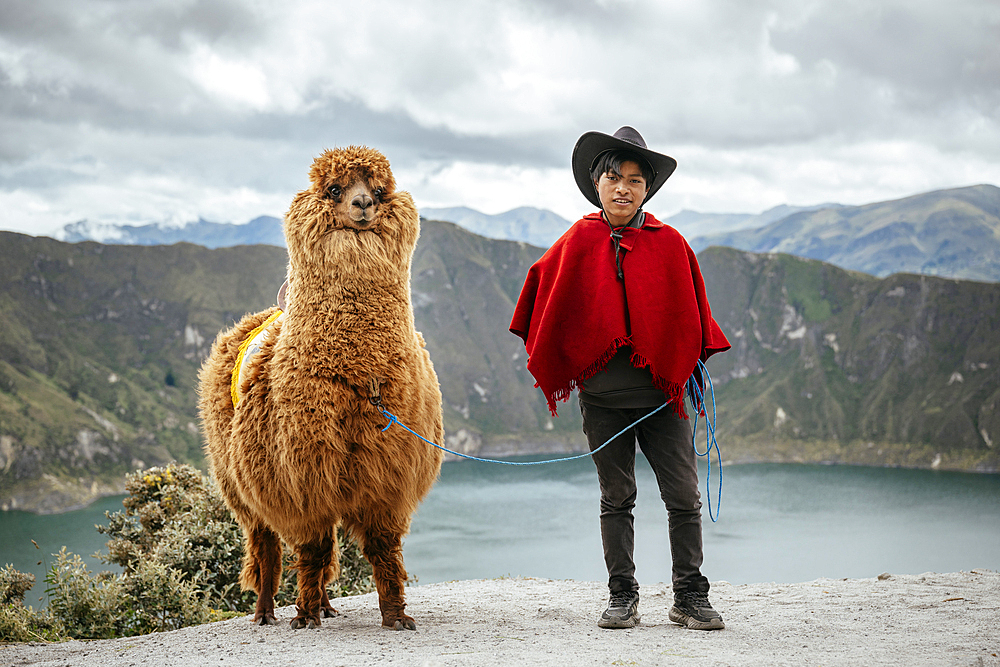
[404,160,583,221]
[1,0,998,235]
[665,139,1000,214]
[187,45,273,111]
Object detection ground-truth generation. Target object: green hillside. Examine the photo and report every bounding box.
[411,221,582,442]
[2,225,998,513]
[700,247,1000,469]
[0,235,289,512]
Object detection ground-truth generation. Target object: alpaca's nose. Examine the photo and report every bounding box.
[352,194,374,211]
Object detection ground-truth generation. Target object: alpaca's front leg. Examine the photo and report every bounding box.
[290,534,335,629]
[361,527,414,630]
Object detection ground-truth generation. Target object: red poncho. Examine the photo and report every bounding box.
[510,212,730,417]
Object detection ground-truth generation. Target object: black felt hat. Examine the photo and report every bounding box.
[572,126,677,209]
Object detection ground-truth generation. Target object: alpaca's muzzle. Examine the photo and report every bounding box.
[350,193,376,222]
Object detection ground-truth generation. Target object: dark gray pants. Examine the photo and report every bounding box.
[581,401,710,596]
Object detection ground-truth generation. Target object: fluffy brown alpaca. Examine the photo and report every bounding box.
[198,146,444,631]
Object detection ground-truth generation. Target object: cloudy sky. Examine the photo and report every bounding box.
[1,0,998,236]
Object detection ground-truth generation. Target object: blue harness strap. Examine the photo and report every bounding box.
[377,359,723,521]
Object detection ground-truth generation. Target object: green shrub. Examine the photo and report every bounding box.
[41,549,211,639]
[99,464,252,611]
[117,559,211,634]
[4,463,375,642]
[1,564,34,605]
[99,463,374,612]
[0,564,63,643]
[43,549,124,639]
[0,602,63,643]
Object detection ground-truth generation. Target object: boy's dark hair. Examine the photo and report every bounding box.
[590,150,654,189]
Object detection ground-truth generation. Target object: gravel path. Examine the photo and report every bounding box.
[3,570,998,666]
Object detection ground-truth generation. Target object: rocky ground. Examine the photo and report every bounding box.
[2,570,998,666]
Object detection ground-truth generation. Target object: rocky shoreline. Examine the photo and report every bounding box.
[3,434,998,515]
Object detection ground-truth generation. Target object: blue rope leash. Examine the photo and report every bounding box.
[377,360,724,520]
[377,400,671,466]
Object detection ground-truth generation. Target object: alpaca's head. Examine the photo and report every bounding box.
[284,146,419,280]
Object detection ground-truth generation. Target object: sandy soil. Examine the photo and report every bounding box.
[2,570,998,667]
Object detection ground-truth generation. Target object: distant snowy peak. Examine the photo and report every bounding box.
[53,208,573,249]
[56,220,131,244]
[54,216,285,248]
[49,202,836,250]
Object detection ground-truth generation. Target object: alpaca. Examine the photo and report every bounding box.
[198,146,444,631]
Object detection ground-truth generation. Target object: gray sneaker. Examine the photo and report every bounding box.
[598,591,640,628]
[669,591,725,630]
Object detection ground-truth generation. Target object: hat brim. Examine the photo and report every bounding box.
[572,131,677,209]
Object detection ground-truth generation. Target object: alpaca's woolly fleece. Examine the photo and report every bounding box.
[198,146,443,631]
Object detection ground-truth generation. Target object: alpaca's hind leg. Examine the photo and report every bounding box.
[241,524,282,626]
[319,589,338,618]
[357,523,414,630]
[290,533,335,630]
[319,533,341,618]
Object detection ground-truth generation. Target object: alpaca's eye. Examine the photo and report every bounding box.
[327,184,342,199]
[373,187,385,200]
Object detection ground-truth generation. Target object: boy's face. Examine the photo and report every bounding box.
[594,160,649,227]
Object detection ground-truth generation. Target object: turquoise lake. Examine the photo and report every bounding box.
[2,459,999,607]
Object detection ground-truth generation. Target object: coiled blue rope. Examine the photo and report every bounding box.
[686,359,723,522]
[377,359,723,520]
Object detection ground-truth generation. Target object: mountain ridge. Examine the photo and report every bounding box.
[689,184,1000,282]
[47,184,1000,282]
[419,206,573,247]
[663,203,841,239]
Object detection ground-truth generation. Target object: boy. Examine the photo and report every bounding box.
[510,127,730,630]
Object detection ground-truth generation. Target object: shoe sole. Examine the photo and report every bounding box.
[598,614,641,629]
[668,606,724,630]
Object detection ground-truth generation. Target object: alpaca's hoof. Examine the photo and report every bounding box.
[253,612,278,626]
[322,605,339,618]
[388,617,417,631]
[290,616,320,630]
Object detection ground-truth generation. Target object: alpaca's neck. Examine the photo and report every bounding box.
[278,268,414,384]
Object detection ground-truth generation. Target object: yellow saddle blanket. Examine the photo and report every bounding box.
[230,310,283,406]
